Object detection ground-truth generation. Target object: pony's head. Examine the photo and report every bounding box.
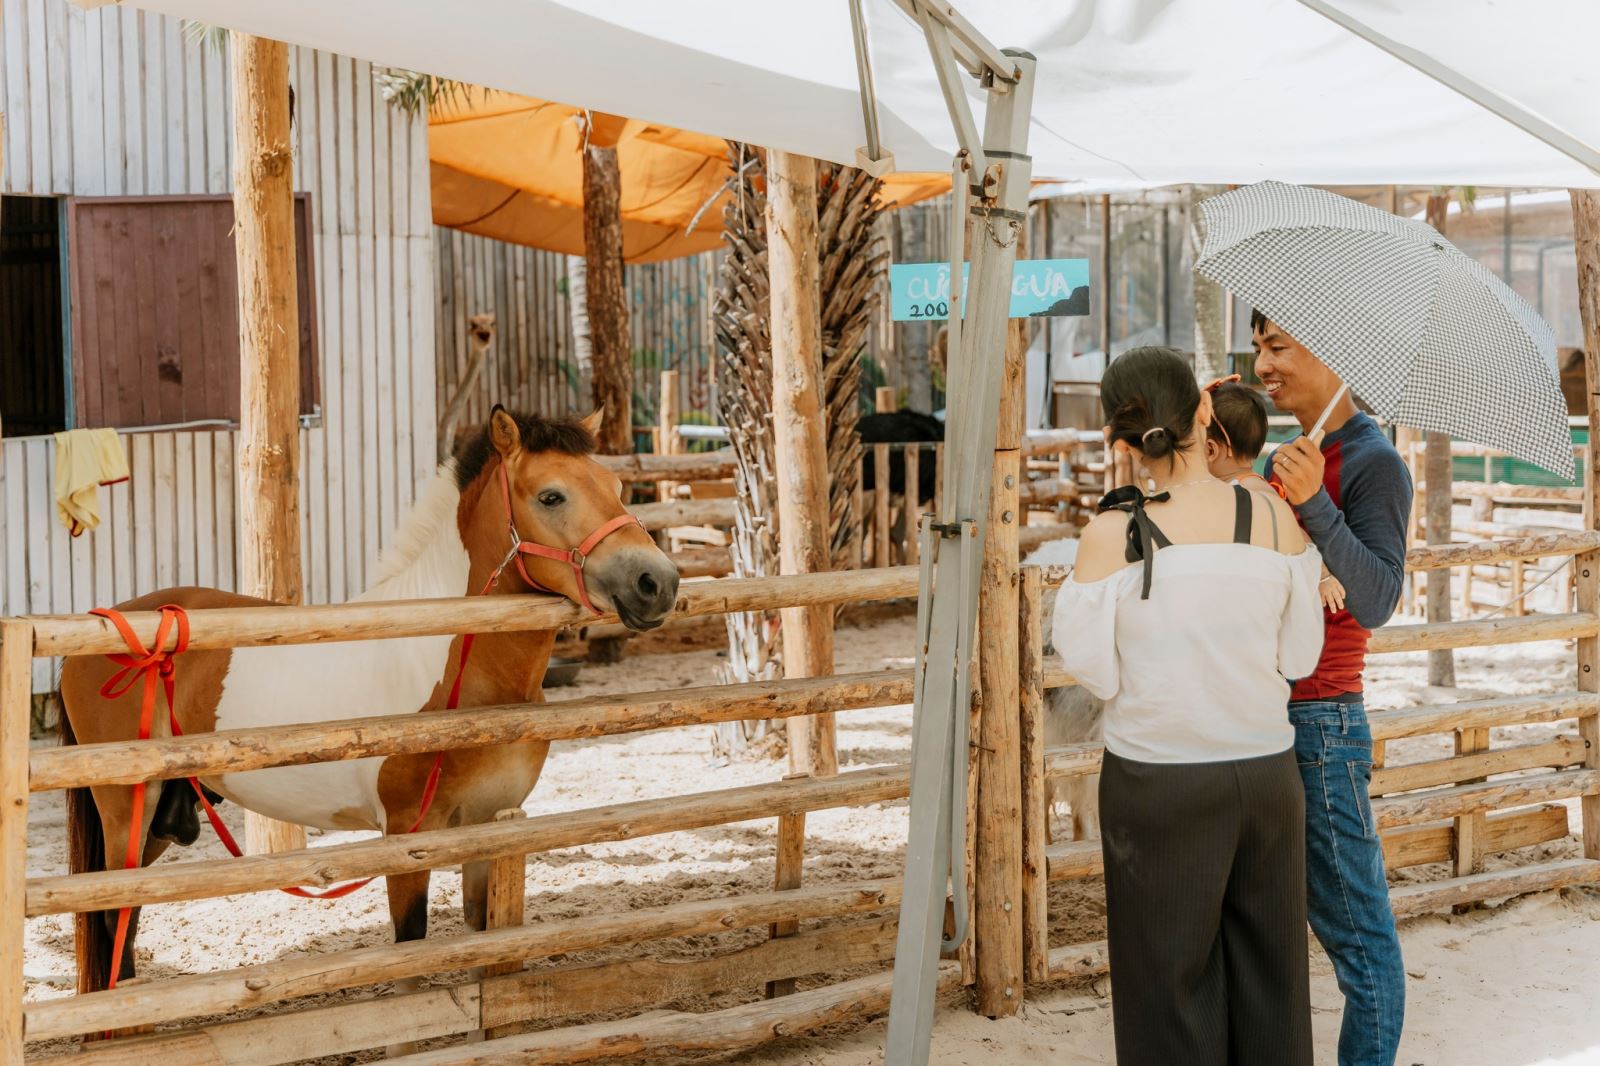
[455,406,679,631]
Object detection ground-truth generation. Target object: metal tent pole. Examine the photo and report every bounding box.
[883,31,1035,1065]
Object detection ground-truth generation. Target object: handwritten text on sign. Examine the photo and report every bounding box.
[889,258,1091,321]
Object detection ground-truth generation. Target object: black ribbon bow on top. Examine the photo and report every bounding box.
[1097,485,1173,600]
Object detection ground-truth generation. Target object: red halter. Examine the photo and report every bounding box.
[487,459,645,614]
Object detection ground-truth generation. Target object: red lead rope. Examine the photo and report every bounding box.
[90,605,467,990]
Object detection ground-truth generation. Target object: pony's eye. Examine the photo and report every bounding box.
[538,491,565,508]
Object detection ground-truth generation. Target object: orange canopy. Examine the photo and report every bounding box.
[429,91,951,264]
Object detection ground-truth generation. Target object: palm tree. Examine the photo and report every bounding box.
[710,145,885,757]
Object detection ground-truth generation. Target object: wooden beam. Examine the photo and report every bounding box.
[1383,805,1569,870]
[1371,735,1584,796]
[1372,769,1599,831]
[382,963,963,1066]
[0,624,30,1066]
[1368,612,1598,655]
[765,806,808,998]
[873,444,892,567]
[1389,858,1600,917]
[27,769,911,918]
[482,810,529,1039]
[596,450,735,483]
[656,369,681,508]
[27,566,925,657]
[229,30,305,858]
[1405,531,1600,571]
[1571,188,1600,862]
[1369,691,1599,742]
[630,497,736,531]
[23,879,903,1042]
[767,149,836,779]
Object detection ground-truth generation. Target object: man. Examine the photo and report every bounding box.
[1256,311,1410,1066]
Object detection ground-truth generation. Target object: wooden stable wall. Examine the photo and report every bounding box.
[434,230,721,430]
[1,3,437,694]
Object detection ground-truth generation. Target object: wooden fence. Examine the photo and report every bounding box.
[5,519,1600,1061]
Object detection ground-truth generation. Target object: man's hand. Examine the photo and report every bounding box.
[1273,435,1327,506]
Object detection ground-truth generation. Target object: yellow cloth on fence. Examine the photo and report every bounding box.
[53,428,129,536]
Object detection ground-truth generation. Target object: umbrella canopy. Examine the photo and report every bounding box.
[100,1,1600,189]
[1196,181,1574,479]
[429,91,950,263]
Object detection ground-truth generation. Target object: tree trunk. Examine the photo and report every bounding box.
[767,149,836,779]
[230,31,306,855]
[1188,184,1228,380]
[582,120,631,665]
[582,138,631,454]
[1424,191,1456,688]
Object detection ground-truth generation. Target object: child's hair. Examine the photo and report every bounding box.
[1207,382,1269,461]
[1100,346,1199,462]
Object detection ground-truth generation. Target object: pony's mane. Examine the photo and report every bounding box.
[452,412,596,492]
[361,467,468,599]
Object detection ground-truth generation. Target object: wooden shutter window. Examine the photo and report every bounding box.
[65,193,319,429]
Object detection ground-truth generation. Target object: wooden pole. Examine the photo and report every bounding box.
[874,389,895,567]
[1423,191,1456,689]
[766,150,836,779]
[765,805,806,998]
[875,385,897,413]
[1570,188,1600,861]
[0,624,31,1066]
[1017,569,1049,984]
[230,31,307,857]
[974,312,1024,1016]
[657,368,681,514]
[482,808,528,1040]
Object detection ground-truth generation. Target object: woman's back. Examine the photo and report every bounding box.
[1056,482,1324,763]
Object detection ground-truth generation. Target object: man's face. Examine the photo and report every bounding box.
[1252,318,1339,418]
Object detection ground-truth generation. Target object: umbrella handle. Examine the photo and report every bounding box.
[1306,382,1349,445]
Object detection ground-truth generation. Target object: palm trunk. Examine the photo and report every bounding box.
[713,145,782,755]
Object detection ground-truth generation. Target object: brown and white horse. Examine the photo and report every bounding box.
[59,407,679,996]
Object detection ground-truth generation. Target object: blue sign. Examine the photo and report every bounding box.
[889,258,1091,321]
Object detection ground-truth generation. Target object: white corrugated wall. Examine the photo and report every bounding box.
[1,1,437,693]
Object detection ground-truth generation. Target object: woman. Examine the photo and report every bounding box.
[1055,346,1325,1065]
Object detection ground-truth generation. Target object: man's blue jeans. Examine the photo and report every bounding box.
[1289,699,1405,1066]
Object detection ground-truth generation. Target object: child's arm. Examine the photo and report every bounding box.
[1319,565,1346,614]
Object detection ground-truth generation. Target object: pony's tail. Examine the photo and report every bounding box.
[62,714,114,996]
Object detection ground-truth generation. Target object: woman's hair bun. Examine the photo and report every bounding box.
[1100,346,1199,463]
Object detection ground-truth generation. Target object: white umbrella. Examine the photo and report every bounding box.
[1197,181,1574,479]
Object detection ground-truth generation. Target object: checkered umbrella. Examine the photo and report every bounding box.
[1196,181,1574,479]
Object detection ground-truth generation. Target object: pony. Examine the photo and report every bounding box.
[58,406,680,1000]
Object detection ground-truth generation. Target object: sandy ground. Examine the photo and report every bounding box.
[22,608,1600,1064]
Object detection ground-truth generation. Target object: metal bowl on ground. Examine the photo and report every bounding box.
[544,657,584,688]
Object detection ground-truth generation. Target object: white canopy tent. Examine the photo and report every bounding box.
[89,0,1600,188]
[64,2,1597,1064]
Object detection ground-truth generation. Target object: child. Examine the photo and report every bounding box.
[1205,376,1346,613]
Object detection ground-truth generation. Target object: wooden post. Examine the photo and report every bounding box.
[974,315,1025,1017]
[231,32,307,857]
[657,369,681,510]
[766,805,806,999]
[1099,194,1113,361]
[874,444,892,568]
[766,150,836,779]
[482,808,529,1040]
[1424,192,1456,688]
[875,385,897,413]
[1452,726,1489,884]
[0,624,31,1066]
[1570,188,1600,861]
[904,445,921,566]
[1017,570,1049,984]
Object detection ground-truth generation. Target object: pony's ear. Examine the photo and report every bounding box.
[579,408,604,438]
[489,404,521,457]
